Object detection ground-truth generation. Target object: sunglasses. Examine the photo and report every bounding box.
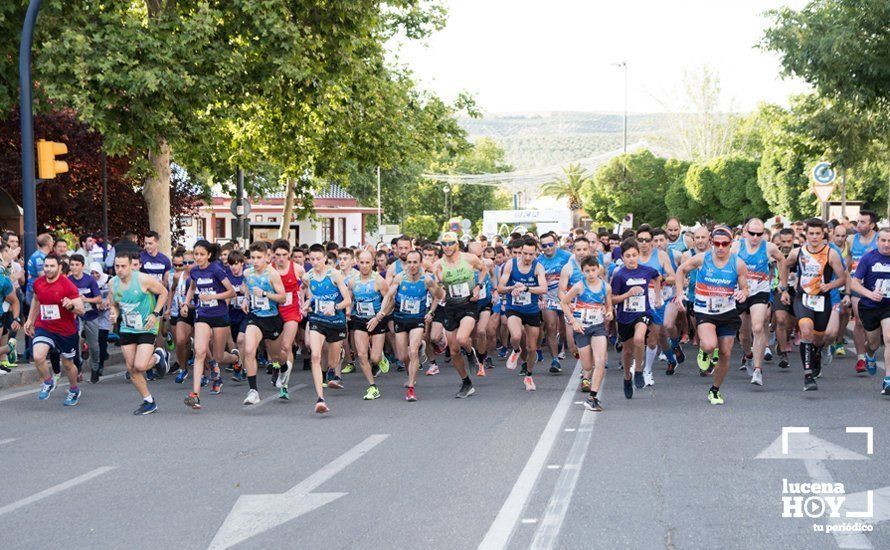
[712,241,732,248]
[184,260,196,265]
[748,231,764,237]
[541,242,556,248]
[442,241,457,246]
[173,264,185,269]
[637,238,652,243]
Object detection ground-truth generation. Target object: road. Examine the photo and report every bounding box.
[1,343,888,549]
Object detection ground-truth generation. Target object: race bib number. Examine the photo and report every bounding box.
[749,273,770,295]
[547,297,560,310]
[315,300,336,316]
[478,285,487,300]
[450,282,470,298]
[514,291,532,306]
[198,289,218,308]
[803,293,825,312]
[661,285,674,301]
[706,295,734,314]
[251,295,269,311]
[235,295,247,308]
[625,294,645,313]
[579,306,604,326]
[876,279,890,299]
[400,298,421,315]
[40,304,61,321]
[123,311,143,329]
[648,286,658,305]
[357,302,376,317]
[284,292,293,307]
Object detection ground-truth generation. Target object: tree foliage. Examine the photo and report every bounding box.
[402,215,439,241]
[581,150,670,226]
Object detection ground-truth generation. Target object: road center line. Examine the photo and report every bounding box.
[478,361,582,549]
[0,438,16,446]
[0,466,116,517]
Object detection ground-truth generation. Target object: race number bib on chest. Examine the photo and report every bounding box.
[450,282,470,298]
[625,293,645,313]
[579,306,604,326]
[478,285,487,300]
[40,304,61,321]
[283,292,294,307]
[198,289,218,308]
[803,293,825,312]
[315,300,335,316]
[124,312,143,329]
[514,291,532,306]
[706,295,734,314]
[876,279,890,299]
[400,298,421,315]
[251,295,269,311]
[357,302,376,317]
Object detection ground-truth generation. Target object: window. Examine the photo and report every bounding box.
[339,217,346,246]
[215,218,226,239]
[321,217,335,243]
[197,218,206,239]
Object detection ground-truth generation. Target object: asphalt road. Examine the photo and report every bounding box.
[1,341,888,550]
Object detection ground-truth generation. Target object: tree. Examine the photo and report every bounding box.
[541,163,589,227]
[581,150,669,226]
[403,215,439,240]
[684,155,768,225]
[662,159,698,223]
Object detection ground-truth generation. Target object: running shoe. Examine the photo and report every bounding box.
[363,385,381,400]
[315,398,329,414]
[466,347,480,369]
[484,356,494,369]
[210,376,223,395]
[658,352,667,363]
[276,366,291,388]
[455,380,475,398]
[711,349,719,363]
[855,358,867,374]
[707,388,724,405]
[882,377,890,397]
[665,361,676,376]
[519,363,528,376]
[278,387,289,400]
[341,363,355,374]
[705,364,715,376]
[184,393,202,409]
[580,378,591,392]
[426,362,440,376]
[633,371,645,389]
[90,369,100,384]
[476,364,486,377]
[835,345,846,357]
[243,389,260,405]
[63,388,81,407]
[697,350,710,373]
[506,349,521,370]
[866,354,878,376]
[524,376,536,391]
[750,368,763,386]
[557,350,566,360]
[7,337,17,364]
[327,376,343,390]
[821,346,833,367]
[672,343,685,364]
[153,348,168,379]
[615,340,623,353]
[584,396,603,412]
[405,386,417,402]
[434,340,448,355]
[396,360,406,371]
[325,368,335,383]
[232,369,246,382]
[804,374,818,391]
[549,358,562,374]
[175,369,189,384]
[378,355,390,374]
[38,379,56,400]
[643,370,654,387]
[200,375,208,387]
[739,353,750,371]
[133,400,158,415]
[535,349,544,363]
[497,346,508,358]
[166,332,174,351]
[623,378,633,399]
[764,347,773,362]
[778,353,790,369]
[146,369,157,382]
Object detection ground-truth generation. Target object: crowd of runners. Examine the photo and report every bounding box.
[5,210,890,415]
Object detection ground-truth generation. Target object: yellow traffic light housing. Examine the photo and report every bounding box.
[36,139,68,179]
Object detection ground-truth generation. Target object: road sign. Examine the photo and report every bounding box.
[460,218,471,232]
[230,198,252,217]
[812,162,836,185]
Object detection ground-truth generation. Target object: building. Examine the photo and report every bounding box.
[180,184,380,247]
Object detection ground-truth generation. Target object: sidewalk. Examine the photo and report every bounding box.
[0,348,124,392]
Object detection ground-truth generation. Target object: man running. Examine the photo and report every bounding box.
[348,250,390,400]
[665,217,692,254]
[846,210,879,374]
[538,231,572,373]
[558,236,592,360]
[849,227,890,395]
[140,230,172,352]
[271,239,304,392]
[108,251,169,415]
[24,255,85,406]
[771,228,798,369]
[635,226,676,387]
[68,254,104,383]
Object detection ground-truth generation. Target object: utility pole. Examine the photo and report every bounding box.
[101,151,108,245]
[612,61,628,184]
[376,166,381,239]
[19,0,42,262]
[236,168,244,246]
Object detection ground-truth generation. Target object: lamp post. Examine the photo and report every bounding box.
[612,61,628,183]
[443,185,451,220]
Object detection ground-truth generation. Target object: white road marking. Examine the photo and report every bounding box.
[804,459,873,549]
[520,518,538,524]
[0,372,125,403]
[0,466,116,517]
[479,361,581,550]
[0,438,16,446]
[563,428,575,432]
[246,384,307,410]
[546,465,560,470]
[209,434,389,550]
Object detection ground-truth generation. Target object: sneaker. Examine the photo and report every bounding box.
[557,350,566,360]
[184,393,202,409]
[7,337,17,364]
[580,378,591,392]
[804,374,818,391]
[485,356,494,369]
[705,364,715,376]
[270,364,280,386]
[524,376,536,391]
[497,346,508,359]
[278,387,289,400]
[378,355,390,374]
[643,370,654,387]
[584,395,603,412]
[146,369,157,382]
[764,347,773,362]
[506,350,521,370]
[535,349,544,363]
[405,386,417,402]
[38,379,56,400]
[315,398,329,414]
[865,354,878,376]
[327,376,343,390]
[210,376,223,395]
[243,389,260,405]
[835,345,846,357]
[276,367,291,389]
[855,358,867,374]
[697,350,710,373]
[231,370,246,382]
[175,369,189,384]
[750,368,763,386]
[623,378,633,399]
[708,388,724,405]
[325,368,335,383]
[633,371,645,389]
[658,352,667,363]
[133,399,158,415]
[519,362,529,376]
[476,364,486,377]
[63,389,81,407]
[455,380,475,399]
[549,358,562,374]
[363,385,381,400]
[396,360,406,371]
[882,378,890,397]
[425,363,440,376]
[153,348,168,379]
[341,363,355,374]
[665,361,676,376]
[778,354,790,369]
[90,369,100,384]
[821,346,833,367]
[200,375,208,388]
[672,344,685,364]
[615,340,623,352]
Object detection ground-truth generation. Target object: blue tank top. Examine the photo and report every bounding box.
[567,256,584,287]
[474,270,493,306]
[393,259,404,276]
[686,250,700,302]
[851,233,878,269]
[693,252,739,315]
[738,239,770,295]
[506,258,540,314]
[308,269,346,325]
[394,275,429,320]
[352,276,382,319]
[573,277,607,327]
[641,250,668,303]
[667,236,688,254]
[829,242,847,303]
[538,249,571,294]
[243,267,278,318]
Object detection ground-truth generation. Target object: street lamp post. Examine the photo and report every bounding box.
[443,185,451,220]
[612,61,628,183]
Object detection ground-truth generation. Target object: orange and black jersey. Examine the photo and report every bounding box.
[795,245,833,296]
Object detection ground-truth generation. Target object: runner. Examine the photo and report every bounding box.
[733,218,787,386]
[635,226,676,387]
[498,235,548,391]
[848,227,890,395]
[301,243,351,414]
[240,241,287,405]
[0,255,20,375]
[665,217,692,253]
[271,239,305,390]
[469,242,495,377]
[68,254,104,383]
[780,218,847,391]
[538,232,572,373]
[560,255,612,410]
[558,236,592,361]
[381,250,441,401]
[108,250,169,415]
[23,254,85,406]
[225,251,248,383]
[181,240,238,409]
[846,210,879,374]
[348,250,390,400]
[422,244,445,375]
[652,228,685,376]
[433,232,489,398]
[170,248,195,383]
[771,228,798,369]
[139,230,172,351]
[674,227,749,404]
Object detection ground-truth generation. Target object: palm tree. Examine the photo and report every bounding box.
[540,163,590,228]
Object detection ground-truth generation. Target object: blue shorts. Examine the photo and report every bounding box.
[33,328,78,359]
[650,304,667,326]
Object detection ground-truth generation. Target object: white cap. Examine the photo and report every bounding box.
[90,262,104,274]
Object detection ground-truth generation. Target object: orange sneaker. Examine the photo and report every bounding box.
[524,376,536,391]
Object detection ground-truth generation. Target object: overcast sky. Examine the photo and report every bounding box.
[391,0,812,114]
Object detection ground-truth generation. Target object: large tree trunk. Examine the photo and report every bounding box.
[279,177,296,239]
[144,140,172,254]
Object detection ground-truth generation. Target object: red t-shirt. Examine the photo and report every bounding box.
[278,261,302,320]
[33,275,80,335]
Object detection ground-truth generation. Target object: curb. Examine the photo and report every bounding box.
[0,349,124,392]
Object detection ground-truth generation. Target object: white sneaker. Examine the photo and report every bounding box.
[750,368,763,386]
[506,350,520,370]
[643,370,654,387]
[425,363,440,376]
[243,389,260,405]
[557,350,566,360]
[822,346,833,366]
[764,347,773,361]
[658,353,667,362]
[275,363,292,388]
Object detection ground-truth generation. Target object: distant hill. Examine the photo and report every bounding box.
[459,112,675,169]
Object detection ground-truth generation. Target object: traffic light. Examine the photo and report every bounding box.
[36,139,68,179]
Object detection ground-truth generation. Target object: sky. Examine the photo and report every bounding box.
[391,0,812,114]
